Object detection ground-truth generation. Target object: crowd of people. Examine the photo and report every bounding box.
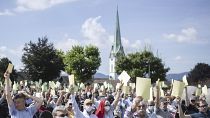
[0,71,210,118]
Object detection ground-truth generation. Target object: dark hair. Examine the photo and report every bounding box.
[39,111,53,118]
[14,93,26,100]
[107,95,114,104]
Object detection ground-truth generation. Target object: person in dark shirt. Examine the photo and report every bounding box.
[179,99,210,118]
[0,93,10,118]
[185,97,199,114]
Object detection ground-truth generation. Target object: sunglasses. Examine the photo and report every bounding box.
[55,114,68,117]
[199,105,208,108]
[163,102,168,105]
[137,105,145,108]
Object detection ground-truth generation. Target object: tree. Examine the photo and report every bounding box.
[115,50,169,83]
[0,57,17,82]
[188,63,210,85]
[22,37,65,82]
[64,45,101,83]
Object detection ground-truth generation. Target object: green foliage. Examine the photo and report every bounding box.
[116,50,169,83]
[21,37,65,82]
[64,45,101,83]
[188,63,210,85]
[56,49,65,64]
[0,57,17,82]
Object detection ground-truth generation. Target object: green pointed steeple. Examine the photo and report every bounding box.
[110,8,125,58]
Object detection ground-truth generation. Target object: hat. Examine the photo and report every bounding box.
[84,99,92,105]
[190,96,196,101]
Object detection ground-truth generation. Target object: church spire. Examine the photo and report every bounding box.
[109,8,125,80]
[110,8,125,57]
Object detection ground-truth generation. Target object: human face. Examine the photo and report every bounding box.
[14,98,26,110]
[66,103,72,111]
[160,101,168,110]
[198,102,208,113]
[137,102,146,111]
[104,101,111,112]
[190,100,196,105]
[54,111,68,118]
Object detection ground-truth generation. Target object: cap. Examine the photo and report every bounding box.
[84,99,92,105]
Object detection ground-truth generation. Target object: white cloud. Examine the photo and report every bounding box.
[0,0,79,16]
[0,45,24,70]
[0,9,14,16]
[0,46,7,52]
[81,16,111,48]
[0,45,23,57]
[55,16,151,74]
[80,16,153,54]
[122,38,141,53]
[15,0,78,12]
[174,56,182,61]
[55,16,111,52]
[54,37,80,52]
[163,27,198,43]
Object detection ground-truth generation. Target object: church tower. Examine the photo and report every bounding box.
[109,9,125,80]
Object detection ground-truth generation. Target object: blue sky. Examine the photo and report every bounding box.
[0,0,210,75]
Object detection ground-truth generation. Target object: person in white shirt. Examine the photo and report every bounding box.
[95,82,123,118]
[70,85,98,118]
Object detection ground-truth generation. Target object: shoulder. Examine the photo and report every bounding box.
[90,114,98,118]
[207,110,210,116]
[190,112,203,117]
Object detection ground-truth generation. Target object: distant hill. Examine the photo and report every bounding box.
[94,72,109,79]
[166,72,189,82]
[94,72,190,81]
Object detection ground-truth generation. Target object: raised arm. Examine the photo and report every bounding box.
[23,92,43,110]
[184,87,190,106]
[0,92,6,105]
[177,97,191,118]
[112,82,123,109]
[56,90,66,106]
[69,85,85,118]
[4,72,14,107]
[155,85,160,108]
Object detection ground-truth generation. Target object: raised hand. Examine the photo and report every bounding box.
[4,72,10,79]
[69,85,74,95]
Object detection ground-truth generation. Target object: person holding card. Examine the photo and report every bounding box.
[4,72,43,118]
[153,86,174,118]
[124,99,148,118]
[95,82,123,118]
[69,85,98,118]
